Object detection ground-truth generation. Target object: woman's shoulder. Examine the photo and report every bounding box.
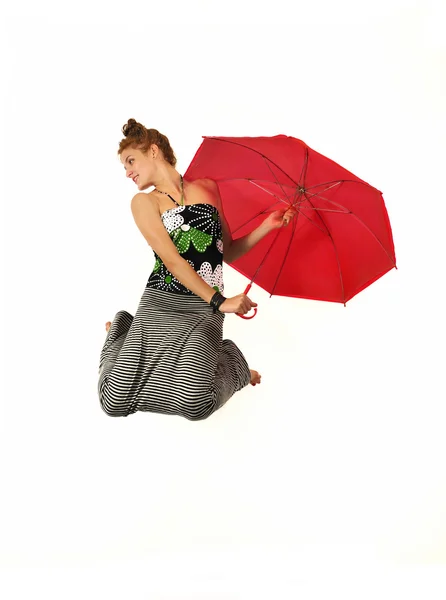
[192,178,217,191]
[131,191,162,216]
[187,178,219,208]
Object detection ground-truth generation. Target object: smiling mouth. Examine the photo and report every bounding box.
[133,176,139,184]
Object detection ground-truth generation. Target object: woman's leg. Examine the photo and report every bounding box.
[212,338,251,410]
[97,289,255,421]
[176,338,251,421]
[97,310,136,417]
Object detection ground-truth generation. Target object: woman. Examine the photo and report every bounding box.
[98,119,295,420]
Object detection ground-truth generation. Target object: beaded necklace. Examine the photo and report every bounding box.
[154,174,184,206]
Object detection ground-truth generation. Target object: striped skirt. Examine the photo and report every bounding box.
[97,287,251,420]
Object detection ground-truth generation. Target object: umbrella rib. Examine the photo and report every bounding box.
[306,207,348,213]
[212,177,297,190]
[231,179,297,236]
[299,147,309,202]
[301,147,309,185]
[305,181,343,198]
[204,137,300,187]
[269,213,299,298]
[348,212,397,267]
[305,190,351,212]
[263,156,295,204]
[306,178,380,193]
[290,205,330,235]
[231,202,283,235]
[302,191,396,267]
[302,190,347,304]
[232,194,330,237]
[248,180,291,206]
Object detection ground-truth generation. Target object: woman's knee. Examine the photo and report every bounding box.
[99,397,129,417]
[182,396,217,421]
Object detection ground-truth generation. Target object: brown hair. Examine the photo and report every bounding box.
[118,118,177,167]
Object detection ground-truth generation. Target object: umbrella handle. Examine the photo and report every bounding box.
[237,283,258,320]
[238,308,257,320]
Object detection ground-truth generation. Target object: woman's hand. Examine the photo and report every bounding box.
[219,293,258,315]
[263,207,297,231]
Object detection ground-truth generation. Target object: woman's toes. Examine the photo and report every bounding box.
[105,321,112,332]
[250,369,261,386]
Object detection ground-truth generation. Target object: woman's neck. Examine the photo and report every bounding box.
[153,166,181,194]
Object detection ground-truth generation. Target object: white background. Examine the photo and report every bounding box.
[1,1,445,598]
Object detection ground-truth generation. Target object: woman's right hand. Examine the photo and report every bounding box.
[219,294,258,316]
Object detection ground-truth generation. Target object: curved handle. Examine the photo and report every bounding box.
[237,283,257,320]
[238,307,258,320]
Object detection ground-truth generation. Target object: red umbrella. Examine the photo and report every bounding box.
[184,135,396,310]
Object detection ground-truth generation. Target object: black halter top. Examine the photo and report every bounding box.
[146,194,224,295]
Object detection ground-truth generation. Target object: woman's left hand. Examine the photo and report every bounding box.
[263,207,297,231]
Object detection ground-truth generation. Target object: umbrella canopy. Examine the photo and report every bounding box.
[184,135,396,305]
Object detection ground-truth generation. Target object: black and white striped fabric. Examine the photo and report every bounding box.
[97,287,251,420]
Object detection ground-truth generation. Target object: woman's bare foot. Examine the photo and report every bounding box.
[250,369,261,386]
[105,321,112,332]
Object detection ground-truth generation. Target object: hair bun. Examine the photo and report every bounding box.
[122,118,144,138]
[118,121,177,168]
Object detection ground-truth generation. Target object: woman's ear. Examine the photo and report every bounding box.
[150,143,159,158]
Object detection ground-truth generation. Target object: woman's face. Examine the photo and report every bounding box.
[121,146,154,191]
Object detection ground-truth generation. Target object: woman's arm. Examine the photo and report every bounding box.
[203,179,296,264]
[131,193,257,315]
[131,193,217,303]
[224,221,272,264]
